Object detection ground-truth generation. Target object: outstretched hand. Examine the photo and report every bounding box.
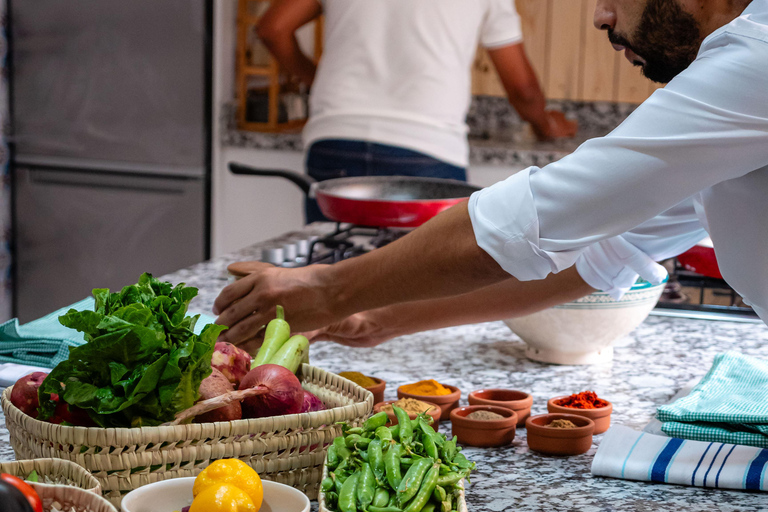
[303,311,392,348]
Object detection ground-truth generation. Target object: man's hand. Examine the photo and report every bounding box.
[213,262,340,345]
[303,311,392,348]
[535,110,579,141]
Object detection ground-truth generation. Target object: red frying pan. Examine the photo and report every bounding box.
[229,162,480,228]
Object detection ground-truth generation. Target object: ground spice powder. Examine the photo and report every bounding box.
[382,398,434,415]
[339,371,378,388]
[400,379,453,396]
[467,410,505,421]
[555,391,609,409]
[547,419,578,429]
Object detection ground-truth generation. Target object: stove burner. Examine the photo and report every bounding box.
[307,224,410,264]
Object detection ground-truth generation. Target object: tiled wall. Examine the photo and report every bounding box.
[0,0,10,322]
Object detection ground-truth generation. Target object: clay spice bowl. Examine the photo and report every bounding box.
[398,382,461,421]
[468,389,533,427]
[338,371,387,404]
[547,393,612,434]
[526,413,595,456]
[450,406,517,448]
[374,399,442,426]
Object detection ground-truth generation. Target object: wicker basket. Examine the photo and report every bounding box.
[2,364,373,508]
[31,483,118,512]
[0,458,101,493]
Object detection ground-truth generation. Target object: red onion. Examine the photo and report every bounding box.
[239,364,304,418]
[301,390,326,413]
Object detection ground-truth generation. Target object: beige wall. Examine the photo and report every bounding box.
[472,0,663,103]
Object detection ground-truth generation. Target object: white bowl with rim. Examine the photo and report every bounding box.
[121,476,310,512]
[503,278,666,365]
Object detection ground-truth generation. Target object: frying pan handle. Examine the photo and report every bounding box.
[228,162,317,196]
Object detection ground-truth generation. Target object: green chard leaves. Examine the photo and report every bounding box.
[38,273,227,428]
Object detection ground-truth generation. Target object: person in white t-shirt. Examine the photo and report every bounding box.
[257,0,577,222]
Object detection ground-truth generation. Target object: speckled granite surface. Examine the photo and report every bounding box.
[2,223,766,511]
[221,97,638,168]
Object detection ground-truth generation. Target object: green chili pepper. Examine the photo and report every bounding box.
[404,463,440,512]
[252,305,290,367]
[436,472,462,487]
[373,487,390,507]
[376,425,394,443]
[357,463,376,510]
[368,507,403,512]
[327,444,339,469]
[364,411,389,431]
[385,444,405,490]
[321,477,334,492]
[346,434,372,450]
[369,438,386,483]
[393,407,413,444]
[397,458,433,506]
[339,471,360,512]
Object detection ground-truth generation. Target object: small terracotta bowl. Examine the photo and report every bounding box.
[450,406,517,448]
[374,400,442,426]
[547,396,613,434]
[525,413,595,456]
[397,384,461,421]
[365,377,386,405]
[468,389,533,427]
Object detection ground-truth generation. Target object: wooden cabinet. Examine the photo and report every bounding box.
[472,0,663,103]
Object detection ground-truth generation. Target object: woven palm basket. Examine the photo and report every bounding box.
[31,483,118,512]
[2,364,373,508]
[0,458,101,492]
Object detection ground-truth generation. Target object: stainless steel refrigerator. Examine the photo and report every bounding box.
[9,0,212,322]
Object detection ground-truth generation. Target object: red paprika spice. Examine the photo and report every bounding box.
[555,391,609,409]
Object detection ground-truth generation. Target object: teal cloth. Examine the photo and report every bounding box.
[657,351,768,448]
[0,298,216,369]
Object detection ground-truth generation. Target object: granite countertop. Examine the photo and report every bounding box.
[221,98,637,168]
[1,223,766,511]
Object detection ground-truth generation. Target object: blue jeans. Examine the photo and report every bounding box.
[304,139,467,224]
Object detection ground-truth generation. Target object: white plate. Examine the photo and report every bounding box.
[121,477,310,512]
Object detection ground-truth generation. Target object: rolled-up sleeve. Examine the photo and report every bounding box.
[469,29,768,295]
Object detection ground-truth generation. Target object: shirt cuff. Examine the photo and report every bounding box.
[575,237,669,299]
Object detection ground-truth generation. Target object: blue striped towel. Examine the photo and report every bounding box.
[0,298,216,369]
[592,426,768,491]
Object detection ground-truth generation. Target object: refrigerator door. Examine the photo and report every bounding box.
[14,166,206,322]
[11,0,208,175]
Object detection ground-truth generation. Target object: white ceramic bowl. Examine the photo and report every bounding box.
[503,278,666,365]
[121,476,311,512]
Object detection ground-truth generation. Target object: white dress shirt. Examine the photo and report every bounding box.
[469,0,768,322]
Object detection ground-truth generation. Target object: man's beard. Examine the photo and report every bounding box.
[608,0,702,83]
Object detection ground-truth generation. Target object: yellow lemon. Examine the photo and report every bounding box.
[189,483,256,512]
[194,459,263,511]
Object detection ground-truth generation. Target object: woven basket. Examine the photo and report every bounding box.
[0,458,101,493]
[31,483,118,512]
[2,364,373,508]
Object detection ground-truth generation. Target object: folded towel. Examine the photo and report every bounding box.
[0,298,217,369]
[657,351,768,448]
[592,426,768,491]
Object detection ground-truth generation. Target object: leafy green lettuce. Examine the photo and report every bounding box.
[38,273,227,428]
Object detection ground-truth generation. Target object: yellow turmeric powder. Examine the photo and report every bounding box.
[400,379,452,396]
[339,371,379,388]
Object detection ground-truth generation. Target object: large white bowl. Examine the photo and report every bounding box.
[503,278,665,365]
[121,477,310,512]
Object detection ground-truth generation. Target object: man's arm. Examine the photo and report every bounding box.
[256,0,322,86]
[487,44,577,140]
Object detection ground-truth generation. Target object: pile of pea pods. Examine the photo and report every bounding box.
[321,406,476,512]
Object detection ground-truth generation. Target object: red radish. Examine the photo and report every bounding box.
[195,368,242,423]
[49,402,97,427]
[301,390,326,413]
[211,342,252,386]
[239,364,304,418]
[10,372,48,418]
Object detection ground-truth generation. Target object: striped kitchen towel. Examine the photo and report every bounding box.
[657,351,768,448]
[592,426,768,491]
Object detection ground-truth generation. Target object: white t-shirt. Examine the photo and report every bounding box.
[468,0,768,322]
[303,0,523,167]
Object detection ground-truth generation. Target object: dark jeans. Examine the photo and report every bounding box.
[304,139,467,224]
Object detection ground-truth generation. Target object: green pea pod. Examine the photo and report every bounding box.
[441,493,453,512]
[422,433,438,460]
[357,463,376,510]
[433,485,447,503]
[418,417,437,437]
[26,470,39,483]
[436,472,462,487]
[369,507,403,512]
[421,504,436,512]
[321,477,334,492]
[360,450,370,462]
[326,445,339,469]
[369,439,386,482]
[339,471,360,512]
[347,427,364,435]
[440,437,457,463]
[373,487,390,508]
[334,473,345,494]
[364,411,389,432]
[346,434,372,450]
[397,458,433,506]
[389,424,400,438]
[393,407,413,444]
[252,305,290,367]
[376,426,394,443]
[385,444,405,490]
[334,436,353,459]
[268,334,309,374]
[438,464,452,475]
[404,463,440,512]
